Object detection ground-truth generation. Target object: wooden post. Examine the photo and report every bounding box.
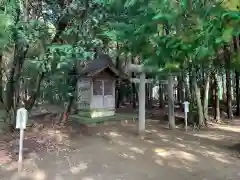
[16,108,28,172]
[168,75,175,129]
[183,101,189,131]
[138,72,146,134]
[18,129,24,172]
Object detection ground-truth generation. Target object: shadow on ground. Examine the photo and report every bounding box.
[0,114,240,180]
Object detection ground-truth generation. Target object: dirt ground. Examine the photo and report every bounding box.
[0,114,240,180]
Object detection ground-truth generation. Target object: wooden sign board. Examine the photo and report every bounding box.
[16,108,28,129]
[130,78,154,83]
[16,107,28,172]
[77,79,91,109]
[183,101,190,113]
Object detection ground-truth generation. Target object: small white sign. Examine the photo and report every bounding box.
[16,107,28,172]
[16,108,28,129]
[183,101,190,113]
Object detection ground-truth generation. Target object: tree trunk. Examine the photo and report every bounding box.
[61,96,75,123]
[234,37,240,116]
[145,83,148,108]
[132,82,137,108]
[2,42,29,127]
[158,84,164,108]
[222,74,226,101]
[177,76,181,104]
[116,82,122,108]
[61,92,76,123]
[0,3,29,128]
[188,68,194,102]
[145,83,152,109]
[183,80,190,102]
[213,73,220,121]
[201,65,205,102]
[61,64,78,123]
[0,55,3,106]
[236,71,240,116]
[203,70,210,121]
[115,43,121,108]
[178,73,184,110]
[192,69,205,126]
[131,56,136,108]
[224,45,233,119]
[24,72,44,111]
[149,83,153,109]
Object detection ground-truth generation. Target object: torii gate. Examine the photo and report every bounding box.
[126,62,177,134]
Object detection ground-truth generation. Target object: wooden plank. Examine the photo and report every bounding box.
[158,80,177,84]
[130,78,154,83]
[130,78,177,84]
[125,63,160,73]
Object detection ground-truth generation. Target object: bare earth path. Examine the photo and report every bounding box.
[0,118,240,180]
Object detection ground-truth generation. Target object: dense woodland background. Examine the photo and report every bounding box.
[0,0,239,131]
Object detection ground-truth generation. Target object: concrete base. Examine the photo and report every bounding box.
[91,109,115,118]
[70,113,137,125]
[77,108,115,118]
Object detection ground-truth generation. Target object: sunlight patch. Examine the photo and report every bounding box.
[114,139,132,146]
[145,140,155,144]
[82,177,94,180]
[151,129,158,133]
[193,133,229,141]
[154,148,169,157]
[34,170,46,180]
[176,143,186,148]
[176,137,183,141]
[174,151,198,162]
[162,138,169,142]
[120,153,136,160]
[214,126,240,133]
[129,147,145,154]
[157,133,168,138]
[108,131,122,137]
[155,159,164,165]
[70,163,88,174]
[167,161,182,169]
[154,148,198,162]
[54,174,64,180]
[205,151,232,164]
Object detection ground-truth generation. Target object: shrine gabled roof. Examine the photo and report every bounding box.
[79,54,128,79]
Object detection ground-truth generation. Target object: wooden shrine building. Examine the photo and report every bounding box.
[76,54,128,118]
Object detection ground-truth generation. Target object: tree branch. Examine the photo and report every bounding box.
[24,72,45,110]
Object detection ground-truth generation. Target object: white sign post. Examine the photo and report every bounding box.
[16,108,28,172]
[183,101,190,131]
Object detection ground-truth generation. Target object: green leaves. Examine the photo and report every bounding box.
[100,0,240,74]
[152,13,173,23]
[124,0,138,8]
[0,12,14,51]
[222,27,234,42]
[195,47,211,60]
[0,0,239,106]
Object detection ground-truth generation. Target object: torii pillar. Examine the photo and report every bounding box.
[138,72,146,133]
[126,63,176,134]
